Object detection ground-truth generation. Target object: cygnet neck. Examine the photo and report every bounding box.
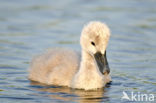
[80,50,96,71]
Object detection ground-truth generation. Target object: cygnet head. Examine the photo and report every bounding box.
[80,21,110,74]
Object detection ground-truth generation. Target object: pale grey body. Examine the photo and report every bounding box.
[29,48,80,86]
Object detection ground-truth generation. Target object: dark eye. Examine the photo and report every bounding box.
[91,41,95,46]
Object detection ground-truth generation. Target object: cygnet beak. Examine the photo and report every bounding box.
[94,51,110,75]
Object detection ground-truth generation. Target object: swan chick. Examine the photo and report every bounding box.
[28,21,111,90]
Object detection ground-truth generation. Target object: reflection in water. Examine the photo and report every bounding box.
[30,82,110,103]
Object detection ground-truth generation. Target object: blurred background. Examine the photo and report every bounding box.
[0,0,156,103]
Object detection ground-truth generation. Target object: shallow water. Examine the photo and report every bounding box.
[0,0,156,103]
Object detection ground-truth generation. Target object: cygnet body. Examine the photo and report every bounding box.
[29,21,111,90]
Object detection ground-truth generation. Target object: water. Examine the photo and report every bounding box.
[0,0,156,103]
